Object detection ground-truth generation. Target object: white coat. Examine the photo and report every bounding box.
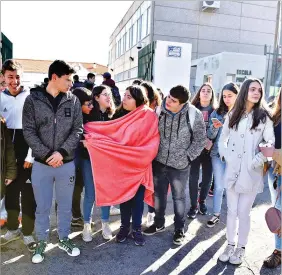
[219,111,275,194]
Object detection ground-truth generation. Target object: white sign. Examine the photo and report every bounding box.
[167,46,182,58]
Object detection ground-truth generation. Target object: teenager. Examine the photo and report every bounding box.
[23,60,83,264]
[74,85,116,242]
[111,85,156,246]
[188,83,218,219]
[0,60,36,251]
[218,78,274,265]
[264,90,281,269]
[206,83,239,228]
[143,85,206,245]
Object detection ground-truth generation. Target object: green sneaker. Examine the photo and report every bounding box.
[32,241,47,264]
[58,237,80,257]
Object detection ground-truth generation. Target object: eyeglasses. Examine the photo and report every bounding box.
[84,101,93,107]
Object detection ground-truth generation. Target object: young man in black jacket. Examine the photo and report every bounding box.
[23,60,83,264]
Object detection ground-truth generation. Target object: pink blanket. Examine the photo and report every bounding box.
[84,105,160,206]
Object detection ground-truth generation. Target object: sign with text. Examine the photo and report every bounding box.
[167,46,182,58]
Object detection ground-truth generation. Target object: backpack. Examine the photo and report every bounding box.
[111,86,121,107]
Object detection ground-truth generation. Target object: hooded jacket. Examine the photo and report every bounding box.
[22,90,83,164]
[155,100,207,169]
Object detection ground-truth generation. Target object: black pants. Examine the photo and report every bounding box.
[189,151,213,209]
[5,161,36,236]
[72,168,83,219]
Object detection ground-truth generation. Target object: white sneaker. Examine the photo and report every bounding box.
[110,206,120,216]
[102,222,113,240]
[82,223,92,242]
[146,212,155,228]
[229,247,245,265]
[0,229,21,246]
[23,235,37,252]
[219,244,235,262]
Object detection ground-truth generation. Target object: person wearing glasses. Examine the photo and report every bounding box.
[73,85,116,242]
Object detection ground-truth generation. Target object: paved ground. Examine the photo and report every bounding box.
[1,183,281,275]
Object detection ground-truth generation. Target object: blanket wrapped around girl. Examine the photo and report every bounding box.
[84,105,160,207]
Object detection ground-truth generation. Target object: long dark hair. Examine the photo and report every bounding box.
[228,78,270,130]
[191,83,218,110]
[216,82,239,115]
[141,81,161,107]
[92,85,115,118]
[272,88,281,126]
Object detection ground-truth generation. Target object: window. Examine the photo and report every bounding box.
[132,23,137,46]
[137,16,142,42]
[146,7,151,36]
[141,11,147,39]
[125,31,129,51]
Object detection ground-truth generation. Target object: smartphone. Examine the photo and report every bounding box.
[211,118,221,123]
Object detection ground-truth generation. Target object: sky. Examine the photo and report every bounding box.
[1,1,133,66]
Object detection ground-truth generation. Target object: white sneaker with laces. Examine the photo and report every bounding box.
[102,222,113,240]
[219,244,235,262]
[146,212,155,228]
[109,206,120,216]
[0,229,21,246]
[229,247,245,265]
[82,223,92,242]
[23,235,37,252]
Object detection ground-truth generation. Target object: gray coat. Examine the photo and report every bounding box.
[22,90,83,162]
[155,101,207,169]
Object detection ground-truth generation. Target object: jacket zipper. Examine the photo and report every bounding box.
[165,116,174,165]
[53,116,57,151]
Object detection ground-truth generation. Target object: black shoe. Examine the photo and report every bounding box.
[132,229,145,246]
[199,202,208,215]
[173,230,185,245]
[143,224,165,236]
[207,215,220,228]
[116,226,130,243]
[187,207,198,219]
[71,217,84,227]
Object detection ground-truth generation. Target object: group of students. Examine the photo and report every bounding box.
[0,59,281,269]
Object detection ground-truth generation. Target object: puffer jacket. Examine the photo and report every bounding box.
[155,100,207,169]
[219,111,275,193]
[22,90,83,163]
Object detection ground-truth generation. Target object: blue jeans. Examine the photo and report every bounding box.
[211,156,226,215]
[269,169,281,251]
[153,161,189,230]
[120,185,145,230]
[81,159,110,223]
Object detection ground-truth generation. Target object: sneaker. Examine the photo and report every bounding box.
[208,189,214,197]
[116,226,130,243]
[32,240,47,264]
[0,229,21,246]
[143,224,165,236]
[132,229,145,246]
[102,222,113,240]
[219,244,235,262]
[173,230,185,246]
[207,215,220,228]
[229,247,245,265]
[109,206,120,216]
[23,235,37,252]
[187,207,198,219]
[264,249,281,268]
[58,237,80,257]
[146,212,155,228]
[199,202,208,215]
[71,217,84,227]
[82,223,93,242]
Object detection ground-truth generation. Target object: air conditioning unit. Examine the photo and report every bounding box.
[202,1,220,11]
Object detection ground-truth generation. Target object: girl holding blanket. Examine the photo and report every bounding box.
[73,86,115,242]
[84,85,159,247]
[218,79,274,265]
[206,83,239,228]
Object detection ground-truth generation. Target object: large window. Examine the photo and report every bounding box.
[114,1,151,60]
